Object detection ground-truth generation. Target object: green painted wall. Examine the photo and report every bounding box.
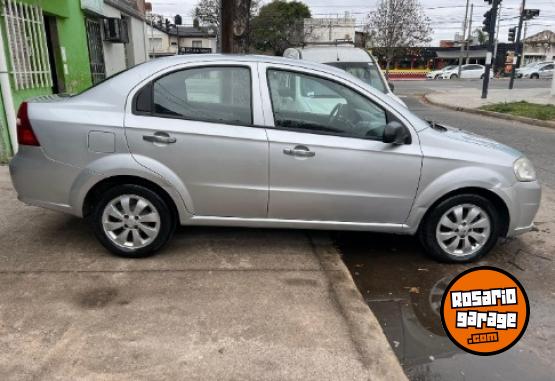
[0,0,93,158]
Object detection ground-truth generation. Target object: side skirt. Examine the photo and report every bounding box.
[185,216,412,234]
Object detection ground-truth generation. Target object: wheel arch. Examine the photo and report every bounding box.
[68,154,193,224]
[82,175,180,223]
[416,187,510,237]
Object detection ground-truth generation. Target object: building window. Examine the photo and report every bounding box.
[85,18,106,85]
[151,38,163,50]
[3,0,52,90]
[192,40,202,48]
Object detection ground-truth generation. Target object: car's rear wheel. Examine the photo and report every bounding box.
[91,184,175,258]
[419,194,500,263]
[450,74,458,79]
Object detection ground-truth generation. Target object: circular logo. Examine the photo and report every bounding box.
[441,266,529,356]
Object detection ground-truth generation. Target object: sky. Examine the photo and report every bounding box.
[148,0,555,45]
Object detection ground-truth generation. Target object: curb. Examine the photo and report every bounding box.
[423,94,555,130]
[309,233,407,381]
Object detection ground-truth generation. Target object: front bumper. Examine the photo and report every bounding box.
[505,180,542,237]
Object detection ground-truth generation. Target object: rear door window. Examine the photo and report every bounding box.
[152,66,252,125]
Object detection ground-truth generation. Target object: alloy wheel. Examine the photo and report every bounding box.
[435,203,491,257]
[101,194,161,250]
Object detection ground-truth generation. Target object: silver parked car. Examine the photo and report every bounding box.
[9,55,541,262]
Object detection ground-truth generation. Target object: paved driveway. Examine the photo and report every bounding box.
[0,167,404,381]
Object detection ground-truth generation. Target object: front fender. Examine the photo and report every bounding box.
[69,153,193,222]
[405,166,515,233]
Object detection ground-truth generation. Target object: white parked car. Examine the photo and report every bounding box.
[521,62,554,79]
[516,62,548,78]
[441,64,492,80]
[284,44,406,107]
[426,65,457,80]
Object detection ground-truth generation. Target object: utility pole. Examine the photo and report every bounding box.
[481,0,501,99]
[521,21,528,65]
[458,0,470,78]
[466,4,474,64]
[221,0,251,53]
[493,3,502,72]
[509,3,539,89]
[509,0,526,90]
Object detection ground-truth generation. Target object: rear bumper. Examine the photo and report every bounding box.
[9,146,81,216]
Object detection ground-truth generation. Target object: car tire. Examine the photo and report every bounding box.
[531,73,539,79]
[480,74,485,79]
[450,74,458,79]
[435,74,441,80]
[90,184,176,258]
[418,194,500,263]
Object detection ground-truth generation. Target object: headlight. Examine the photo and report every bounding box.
[514,157,536,182]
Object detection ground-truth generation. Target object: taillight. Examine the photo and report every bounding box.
[16,102,40,146]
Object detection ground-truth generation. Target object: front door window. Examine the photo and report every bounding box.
[267,69,387,140]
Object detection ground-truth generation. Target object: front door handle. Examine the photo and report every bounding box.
[283,145,316,158]
[143,131,176,144]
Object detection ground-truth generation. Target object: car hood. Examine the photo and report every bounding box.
[418,124,522,166]
[428,70,443,76]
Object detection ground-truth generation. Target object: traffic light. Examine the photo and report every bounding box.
[508,27,516,42]
[524,9,540,20]
[483,10,492,33]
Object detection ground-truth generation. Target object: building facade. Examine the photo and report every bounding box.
[304,15,356,44]
[82,0,149,82]
[0,0,149,159]
[147,21,217,59]
[523,30,555,64]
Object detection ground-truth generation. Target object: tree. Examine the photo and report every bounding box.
[192,0,259,29]
[193,0,259,52]
[367,0,432,74]
[473,28,489,45]
[250,0,311,55]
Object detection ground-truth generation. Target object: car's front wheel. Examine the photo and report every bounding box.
[419,194,500,263]
[91,184,175,258]
[531,73,539,79]
[450,74,458,79]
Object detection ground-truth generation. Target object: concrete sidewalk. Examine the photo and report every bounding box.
[425,87,555,109]
[0,166,405,381]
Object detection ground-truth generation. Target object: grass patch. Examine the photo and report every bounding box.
[480,101,555,121]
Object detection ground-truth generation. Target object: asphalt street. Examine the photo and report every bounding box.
[393,77,552,94]
[340,79,555,381]
[396,80,555,188]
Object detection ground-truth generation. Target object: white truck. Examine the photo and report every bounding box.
[283,43,406,107]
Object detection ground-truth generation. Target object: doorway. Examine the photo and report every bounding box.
[43,15,64,93]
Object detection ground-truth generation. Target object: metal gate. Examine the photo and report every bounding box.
[85,18,106,84]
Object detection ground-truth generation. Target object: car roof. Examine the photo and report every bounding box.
[138,53,349,74]
[284,46,374,63]
[74,54,364,108]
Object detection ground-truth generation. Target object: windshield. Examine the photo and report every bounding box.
[325,62,388,93]
[442,65,457,71]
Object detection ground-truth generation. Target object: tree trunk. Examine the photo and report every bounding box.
[221,0,251,53]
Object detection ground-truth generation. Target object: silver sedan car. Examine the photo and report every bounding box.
[9,55,541,262]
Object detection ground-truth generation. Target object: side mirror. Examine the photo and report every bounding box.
[383,121,411,145]
[388,81,395,92]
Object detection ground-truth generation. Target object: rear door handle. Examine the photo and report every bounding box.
[143,132,176,144]
[283,145,316,158]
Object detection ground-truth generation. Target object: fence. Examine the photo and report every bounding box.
[2,0,52,90]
